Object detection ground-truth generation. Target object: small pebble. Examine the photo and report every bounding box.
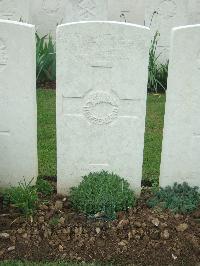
[8,246,15,252]
[0,233,9,239]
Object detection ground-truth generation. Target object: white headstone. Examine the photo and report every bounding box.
[30,0,66,38]
[188,0,200,24]
[57,21,150,195]
[108,0,145,24]
[145,0,188,62]
[160,25,200,188]
[0,0,29,22]
[0,20,38,188]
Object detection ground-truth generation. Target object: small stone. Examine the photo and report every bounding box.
[43,230,49,238]
[134,221,142,228]
[59,217,65,225]
[160,222,168,229]
[118,240,128,246]
[74,226,82,237]
[176,223,188,232]
[94,212,105,218]
[128,232,132,240]
[135,235,141,240]
[0,250,5,257]
[132,229,137,236]
[62,227,71,234]
[59,245,64,252]
[39,204,49,210]
[142,222,147,228]
[117,219,129,228]
[22,233,28,239]
[172,253,178,260]
[152,218,160,227]
[174,214,180,219]
[7,246,15,252]
[55,200,63,210]
[0,233,9,239]
[38,216,45,223]
[17,228,23,234]
[161,229,170,240]
[95,227,101,234]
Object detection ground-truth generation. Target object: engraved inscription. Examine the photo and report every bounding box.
[83,90,119,125]
[0,130,10,136]
[158,0,177,19]
[193,133,200,138]
[42,0,61,14]
[78,0,97,20]
[0,0,16,20]
[0,39,8,72]
[62,33,136,66]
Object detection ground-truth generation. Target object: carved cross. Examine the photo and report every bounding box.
[78,0,96,19]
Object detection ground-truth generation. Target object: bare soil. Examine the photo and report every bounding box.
[0,177,200,266]
[37,81,56,90]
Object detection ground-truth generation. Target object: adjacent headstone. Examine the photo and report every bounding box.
[160,25,200,188]
[0,0,29,22]
[64,0,145,25]
[188,0,200,24]
[0,20,38,188]
[57,21,150,195]
[145,0,188,62]
[30,0,66,38]
[108,0,145,24]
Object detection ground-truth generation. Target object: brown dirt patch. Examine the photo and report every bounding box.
[37,81,56,90]
[0,178,200,266]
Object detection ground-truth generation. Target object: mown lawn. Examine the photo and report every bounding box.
[37,89,166,186]
[143,94,166,186]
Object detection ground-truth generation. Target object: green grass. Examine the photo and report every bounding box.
[37,89,56,177]
[143,94,166,186]
[37,89,166,186]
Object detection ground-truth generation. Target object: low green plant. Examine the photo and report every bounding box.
[3,179,38,216]
[147,182,200,214]
[36,33,56,83]
[36,178,54,196]
[49,216,60,226]
[69,171,136,220]
[148,31,168,93]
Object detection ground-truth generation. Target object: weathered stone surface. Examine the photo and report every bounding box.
[145,0,188,62]
[30,0,66,38]
[57,21,150,195]
[0,0,29,22]
[108,0,145,24]
[0,20,38,188]
[160,25,200,188]
[31,0,145,38]
[188,0,200,25]
[64,0,108,23]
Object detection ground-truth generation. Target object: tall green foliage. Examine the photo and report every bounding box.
[36,33,56,83]
[148,31,168,93]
